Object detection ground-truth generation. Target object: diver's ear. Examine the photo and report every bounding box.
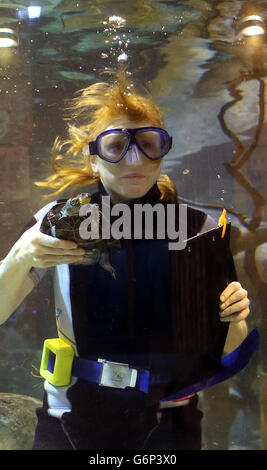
[82,145,90,157]
[90,155,99,175]
[82,145,99,174]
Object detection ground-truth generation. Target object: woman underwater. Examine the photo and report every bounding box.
[0,70,250,450]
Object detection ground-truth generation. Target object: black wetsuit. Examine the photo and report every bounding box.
[33,181,207,450]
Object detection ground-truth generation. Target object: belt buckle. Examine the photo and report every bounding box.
[40,338,74,387]
[98,359,137,389]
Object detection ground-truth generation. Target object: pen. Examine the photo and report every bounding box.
[218,209,227,238]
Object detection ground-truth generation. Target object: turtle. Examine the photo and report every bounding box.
[40,193,121,278]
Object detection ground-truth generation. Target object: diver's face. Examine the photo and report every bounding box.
[90,119,163,203]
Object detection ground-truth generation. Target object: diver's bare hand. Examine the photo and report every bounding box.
[11,220,85,269]
[219,281,250,322]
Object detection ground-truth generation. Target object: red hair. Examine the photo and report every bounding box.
[34,69,177,202]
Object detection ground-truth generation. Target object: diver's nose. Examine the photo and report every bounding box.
[124,144,143,166]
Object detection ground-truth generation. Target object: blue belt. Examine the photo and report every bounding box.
[71,357,150,392]
[44,327,260,399]
[161,327,260,401]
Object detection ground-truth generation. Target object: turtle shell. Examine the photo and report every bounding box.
[40,192,120,277]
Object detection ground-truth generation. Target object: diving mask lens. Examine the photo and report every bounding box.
[99,131,129,162]
[91,127,172,162]
[135,129,170,160]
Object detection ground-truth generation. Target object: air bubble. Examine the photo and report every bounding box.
[117,52,128,62]
[108,16,127,28]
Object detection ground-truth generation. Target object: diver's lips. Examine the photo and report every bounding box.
[121,174,146,179]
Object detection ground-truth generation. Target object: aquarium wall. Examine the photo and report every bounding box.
[0,0,266,450]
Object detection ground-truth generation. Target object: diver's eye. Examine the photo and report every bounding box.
[107,142,125,153]
[101,134,128,157]
[139,140,159,155]
[140,140,155,150]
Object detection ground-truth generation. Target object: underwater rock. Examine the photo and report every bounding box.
[0,393,42,450]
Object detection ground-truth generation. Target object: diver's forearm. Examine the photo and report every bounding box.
[223,320,248,354]
[0,246,33,325]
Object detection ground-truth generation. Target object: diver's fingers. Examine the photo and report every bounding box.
[219,281,242,303]
[39,235,78,250]
[219,287,249,312]
[219,297,250,319]
[21,220,79,250]
[220,307,250,323]
[37,233,78,250]
[219,281,250,322]
[31,254,86,268]
[30,244,85,257]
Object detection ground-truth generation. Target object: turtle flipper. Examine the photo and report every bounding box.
[99,251,116,279]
